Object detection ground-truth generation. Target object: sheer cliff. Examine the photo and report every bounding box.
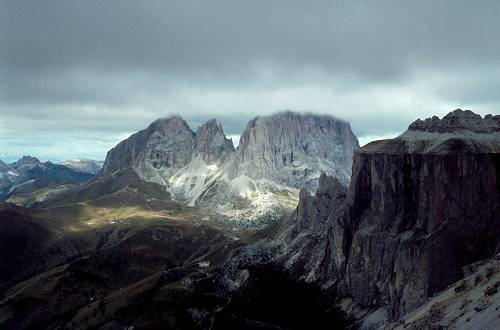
[346,128,499,319]
[231,109,500,324]
[226,111,359,190]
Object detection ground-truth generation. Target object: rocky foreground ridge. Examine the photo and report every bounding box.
[222,109,500,327]
[99,112,359,226]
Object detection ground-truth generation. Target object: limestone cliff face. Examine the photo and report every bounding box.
[101,116,196,177]
[346,141,499,319]
[276,174,349,285]
[195,118,235,164]
[101,116,235,181]
[227,111,359,190]
[275,109,500,321]
[101,112,358,192]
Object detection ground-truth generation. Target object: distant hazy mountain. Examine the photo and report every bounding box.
[60,159,104,175]
[100,112,359,227]
[0,156,94,206]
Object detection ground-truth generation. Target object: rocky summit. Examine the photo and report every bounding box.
[101,116,198,179]
[195,118,235,164]
[407,108,500,134]
[229,109,499,328]
[99,112,358,227]
[225,111,359,190]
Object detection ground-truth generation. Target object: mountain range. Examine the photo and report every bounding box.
[60,159,104,175]
[99,112,359,228]
[0,156,100,206]
[0,109,498,329]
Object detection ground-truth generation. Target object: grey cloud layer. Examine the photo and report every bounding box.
[2,0,500,161]
[7,1,500,76]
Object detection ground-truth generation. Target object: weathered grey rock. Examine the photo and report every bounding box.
[346,149,499,319]
[276,173,349,284]
[101,116,235,180]
[407,109,500,134]
[195,118,235,164]
[99,112,358,226]
[384,254,500,330]
[226,111,359,190]
[399,109,500,154]
[193,112,357,227]
[353,110,499,320]
[265,109,500,322]
[102,116,196,178]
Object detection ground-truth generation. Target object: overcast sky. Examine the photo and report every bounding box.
[1,1,499,162]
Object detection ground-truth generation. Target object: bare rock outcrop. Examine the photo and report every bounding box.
[226,111,359,190]
[407,109,500,134]
[267,109,500,322]
[98,112,358,226]
[195,118,235,163]
[101,116,197,177]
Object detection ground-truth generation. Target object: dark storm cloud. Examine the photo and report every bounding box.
[1,0,500,161]
[7,1,500,75]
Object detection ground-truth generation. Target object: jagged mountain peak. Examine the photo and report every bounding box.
[195,118,235,163]
[152,114,187,124]
[372,109,500,154]
[407,108,500,134]
[99,111,358,226]
[149,115,192,132]
[8,156,42,173]
[102,115,195,176]
[102,115,235,180]
[11,155,41,167]
[229,111,359,190]
[198,117,218,127]
[0,157,94,205]
[238,111,353,147]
